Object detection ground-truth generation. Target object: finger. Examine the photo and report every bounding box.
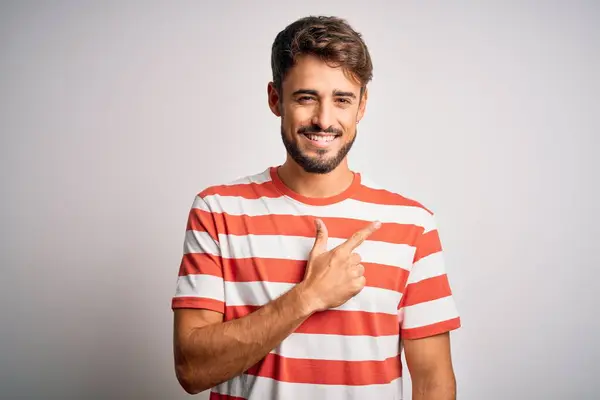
[311,218,329,256]
[354,264,365,277]
[339,221,381,252]
[353,276,367,292]
[349,252,362,266]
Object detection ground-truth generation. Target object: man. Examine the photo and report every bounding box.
[172,16,461,400]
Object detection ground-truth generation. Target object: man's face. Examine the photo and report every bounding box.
[269,55,367,174]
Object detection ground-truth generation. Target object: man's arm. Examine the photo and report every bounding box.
[400,210,460,399]
[174,284,313,394]
[404,332,456,400]
[173,219,380,394]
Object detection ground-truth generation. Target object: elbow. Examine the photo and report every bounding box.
[174,341,210,394]
[175,363,208,395]
[178,380,201,396]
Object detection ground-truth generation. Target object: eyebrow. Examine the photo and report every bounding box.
[291,89,357,99]
[333,90,357,99]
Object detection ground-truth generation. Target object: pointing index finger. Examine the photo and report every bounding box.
[339,220,382,252]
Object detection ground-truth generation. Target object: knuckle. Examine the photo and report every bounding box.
[356,264,365,275]
[331,248,343,259]
[353,277,366,290]
[352,232,364,242]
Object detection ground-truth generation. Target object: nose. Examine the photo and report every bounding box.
[311,102,335,131]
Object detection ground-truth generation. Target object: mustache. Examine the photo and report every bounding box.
[297,124,343,135]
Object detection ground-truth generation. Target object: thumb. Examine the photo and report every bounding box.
[311,218,328,256]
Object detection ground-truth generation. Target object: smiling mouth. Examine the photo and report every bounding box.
[301,133,340,143]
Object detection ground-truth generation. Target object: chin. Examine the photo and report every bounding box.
[300,163,337,174]
[281,126,353,174]
[296,154,341,174]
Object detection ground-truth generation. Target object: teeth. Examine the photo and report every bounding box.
[307,134,336,142]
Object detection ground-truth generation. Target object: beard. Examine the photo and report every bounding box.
[280,123,357,174]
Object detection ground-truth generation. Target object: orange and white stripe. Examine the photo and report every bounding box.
[172,166,461,399]
[211,374,403,400]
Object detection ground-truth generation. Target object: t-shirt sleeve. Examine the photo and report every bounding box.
[399,212,461,339]
[171,194,225,314]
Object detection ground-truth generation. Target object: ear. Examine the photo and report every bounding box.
[357,87,368,122]
[267,82,282,117]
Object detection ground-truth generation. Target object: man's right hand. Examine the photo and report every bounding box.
[299,218,382,313]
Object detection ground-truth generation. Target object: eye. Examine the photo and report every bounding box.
[297,96,315,103]
[336,98,352,104]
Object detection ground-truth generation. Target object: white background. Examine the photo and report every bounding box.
[1,1,598,399]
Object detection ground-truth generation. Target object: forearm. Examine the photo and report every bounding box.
[176,283,314,393]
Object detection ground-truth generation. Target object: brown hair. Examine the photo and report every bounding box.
[271,16,373,96]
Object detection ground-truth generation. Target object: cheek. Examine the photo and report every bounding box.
[339,115,357,133]
[284,110,312,131]
[291,108,314,124]
[281,116,300,138]
[334,107,357,125]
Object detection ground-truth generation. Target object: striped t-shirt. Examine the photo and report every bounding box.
[172,166,461,400]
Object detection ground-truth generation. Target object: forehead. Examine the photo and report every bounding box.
[282,54,361,94]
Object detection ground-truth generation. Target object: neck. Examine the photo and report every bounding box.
[277,158,355,198]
